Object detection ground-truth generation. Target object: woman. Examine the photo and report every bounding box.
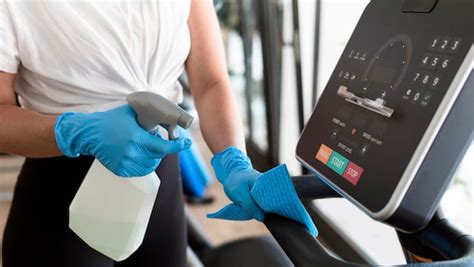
[0,0,264,266]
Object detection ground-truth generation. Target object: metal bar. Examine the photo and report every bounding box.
[252,0,281,166]
[292,0,305,133]
[312,0,322,107]
[267,0,283,165]
[291,0,310,174]
[239,0,255,140]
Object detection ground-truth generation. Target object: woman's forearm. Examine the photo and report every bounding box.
[0,104,62,157]
[186,0,246,155]
[192,80,246,154]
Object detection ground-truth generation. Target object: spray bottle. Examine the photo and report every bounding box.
[69,91,194,261]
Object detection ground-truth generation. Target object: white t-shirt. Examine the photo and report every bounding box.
[0,0,191,114]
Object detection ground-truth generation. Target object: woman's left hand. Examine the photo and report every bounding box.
[211,147,265,222]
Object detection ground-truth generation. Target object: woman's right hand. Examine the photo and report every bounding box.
[54,105,191,177]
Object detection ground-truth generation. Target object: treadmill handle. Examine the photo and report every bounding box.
[292,174,342,200]
[263,174,474,266]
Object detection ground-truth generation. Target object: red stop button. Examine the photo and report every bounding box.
[342,161,364,185]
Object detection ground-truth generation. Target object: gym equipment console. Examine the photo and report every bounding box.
[296,0,473,232]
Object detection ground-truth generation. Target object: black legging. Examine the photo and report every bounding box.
[2,155,186,267]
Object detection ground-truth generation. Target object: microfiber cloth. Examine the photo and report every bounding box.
[208,164,318,237]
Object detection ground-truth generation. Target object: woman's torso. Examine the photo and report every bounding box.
[5,0,191,114]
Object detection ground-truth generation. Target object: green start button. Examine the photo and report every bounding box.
[327,151,349,175]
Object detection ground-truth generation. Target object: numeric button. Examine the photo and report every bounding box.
[428,55,441,70]
[437,37,452,52]
[411,72,422,84]
[412,91,422,103]
[421,73,431,86]
[428,36,441,51]
[429,75,441,89]
[448,38,462,54]
[439,57,451,71]
[402,88,413,101]
[420,53,432,68]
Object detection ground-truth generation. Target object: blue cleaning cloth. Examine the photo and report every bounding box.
[208,164,318,237]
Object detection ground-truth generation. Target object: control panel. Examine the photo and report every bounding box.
[296,0,473,214]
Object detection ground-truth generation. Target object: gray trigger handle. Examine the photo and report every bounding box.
[126,91,194,139]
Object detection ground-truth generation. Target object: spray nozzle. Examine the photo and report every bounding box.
[126,91,194,139]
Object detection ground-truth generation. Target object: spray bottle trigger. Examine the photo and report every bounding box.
[167,124,179,140]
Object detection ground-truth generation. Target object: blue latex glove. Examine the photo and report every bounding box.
[210,147,265,221]
[54,105,191,177]
[208,164,318,237]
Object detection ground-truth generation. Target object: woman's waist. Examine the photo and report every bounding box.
[15,80,184,115]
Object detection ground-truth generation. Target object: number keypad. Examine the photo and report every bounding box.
[407,35,462,107]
